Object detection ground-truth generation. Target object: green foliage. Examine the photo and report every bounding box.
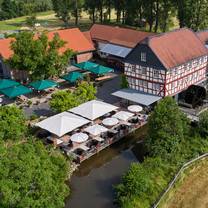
[146,97,189,159]
[8,31,74,81]
[50,90,79,113]
[0,0,52,20]
[26,14,37,28]
[198,110,208,138]
[0,139,69,208]
[50,81,97,113]
[115,157,175,208]
[120,74,129,88]
[52,0,71,26]
[0,105,27,141]
[74,81,97,103]
[115,96,208,208]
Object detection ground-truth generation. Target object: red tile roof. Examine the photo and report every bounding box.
[47,28,95,53]
[0,38,14,59]
[147,28,208,69]
[89,24,154,48]
[0,28,95,59]
[196,30,208,44]
[83,31,94,45]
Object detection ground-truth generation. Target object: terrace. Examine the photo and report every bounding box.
[35,100,148,164]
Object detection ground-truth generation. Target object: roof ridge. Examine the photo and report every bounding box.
[148,27,191,41]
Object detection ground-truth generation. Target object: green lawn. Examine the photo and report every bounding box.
[0,11,59,31]
[160,159,208,208]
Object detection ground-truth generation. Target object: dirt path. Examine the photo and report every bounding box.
[162,159,208,208]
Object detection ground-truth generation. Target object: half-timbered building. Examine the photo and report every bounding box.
[87,24,153,71]
[124,28,208,98]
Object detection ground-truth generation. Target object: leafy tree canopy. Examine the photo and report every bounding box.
[0,139,69,208]
[8,31,74,81]
[74,81,97,103]
[50,81,97,113]
[0,105,27,141]
[146,96,189,159]
[50,90,80,113]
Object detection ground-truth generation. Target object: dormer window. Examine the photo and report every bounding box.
[141,52,146,62]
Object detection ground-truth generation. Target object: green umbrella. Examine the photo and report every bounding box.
[62,72,83,83]
[88,65,114,75]
[29,80,57,91]
[0,79,20,90]
[1,85,32,98]
[73,61,98,70]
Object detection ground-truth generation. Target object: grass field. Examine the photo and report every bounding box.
[0,10,118,32]
[0,10,97,31]
[160,159,208,208]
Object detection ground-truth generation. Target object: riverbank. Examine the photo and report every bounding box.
[66,126,147,208]
[160,158,208,208]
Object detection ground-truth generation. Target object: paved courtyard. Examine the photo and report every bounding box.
[23,72,122,118]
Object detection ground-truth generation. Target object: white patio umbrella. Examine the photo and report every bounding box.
[70,133,89,143]
[84,124,108,136]
[113,111,134,121]
[128,105,143,113]
[102,117,119,126]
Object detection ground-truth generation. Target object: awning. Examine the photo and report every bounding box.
[112,88,162,106]
[100,43,132,58]
[0,79,20,90]
[62,72,83,83]
[1,85,32,98]
[69,100,118,121]
[29,80,57,91]
[36,112,90,137]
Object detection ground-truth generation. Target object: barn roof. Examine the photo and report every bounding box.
[0,28,95,59]
[147,28,208,69]
[89,24,154,48]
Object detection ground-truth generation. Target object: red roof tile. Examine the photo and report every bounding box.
[47,28,95,53]
[83,31,94,45]
[197,30,208,44]
[148,28,208,69]
[89,24,154,48]
[0,28,95,59]
[0,38,14,59]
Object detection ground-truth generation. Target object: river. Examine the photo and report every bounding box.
[65,126,147,208]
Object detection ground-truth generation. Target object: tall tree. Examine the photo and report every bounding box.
[84,0,97,23]
[0,0,17,20]
[0,105,27,141]
[8,32,74,81]
[71,0,83,25]
[0,140,69,208]
[176,0,208,31]
[52,0,71,27]
[113,0,125,23]
[146,97,189,159]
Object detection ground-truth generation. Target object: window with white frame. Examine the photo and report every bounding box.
[153,69,159,78]
[131,65,136,73]
[141,66,147,75]
[141,52,146,62]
